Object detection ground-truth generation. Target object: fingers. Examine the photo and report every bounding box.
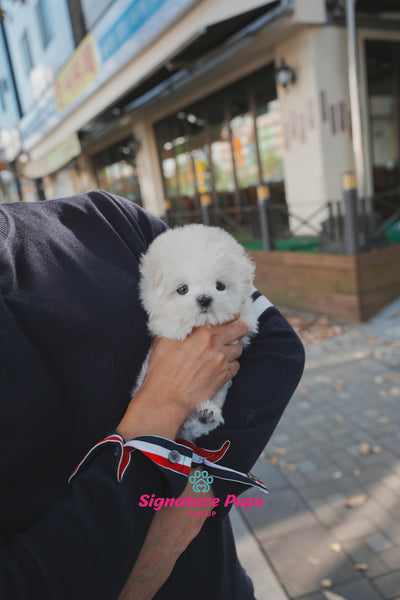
[220,318,248,345]
[225,340,243,362]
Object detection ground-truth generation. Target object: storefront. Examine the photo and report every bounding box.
[92,136,142,205]
[365,39,400,194]
[154,64,287,238]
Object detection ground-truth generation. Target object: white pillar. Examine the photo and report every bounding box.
[133,120,165,218]
[275,26,355,234]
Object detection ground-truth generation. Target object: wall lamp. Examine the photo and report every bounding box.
[275,59,296,88]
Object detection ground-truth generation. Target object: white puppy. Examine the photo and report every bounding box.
[131,224,259,442]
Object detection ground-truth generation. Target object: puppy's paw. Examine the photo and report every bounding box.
[177,404,224,442]
[196,407,218,425]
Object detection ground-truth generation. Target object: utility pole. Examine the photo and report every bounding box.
[345,0,366,202]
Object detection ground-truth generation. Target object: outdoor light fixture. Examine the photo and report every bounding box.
[275,59,296,88]
[19,152,29,164]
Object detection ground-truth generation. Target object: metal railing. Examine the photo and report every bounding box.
[164,187,400,255]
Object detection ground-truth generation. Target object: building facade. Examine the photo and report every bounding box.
[0,0,399,243]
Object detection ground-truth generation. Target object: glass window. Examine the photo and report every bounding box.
[173,116,195,200]
[209,102,235,195]
[0,78,8,112]
[185,111,212,195]
[229,94,259,190]
[253,67,284,184]
[20,32,34,75]
[366,40,400,192]
[154,63,286,233]
[156,120,179,207]
[37,0,52,48]
[93,137,141,205]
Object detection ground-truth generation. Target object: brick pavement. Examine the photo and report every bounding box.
[234,299,400,600]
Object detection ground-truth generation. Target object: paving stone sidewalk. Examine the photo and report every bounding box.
[234,298,400,600]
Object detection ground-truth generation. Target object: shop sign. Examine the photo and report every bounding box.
[21,133,81,179]
[17,0,199,152]
[54,34,99,112]
[98,0,168,62]
[19,87,58,150]
[94,0,200,73]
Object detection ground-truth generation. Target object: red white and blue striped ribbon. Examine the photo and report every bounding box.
[69,433,268,493]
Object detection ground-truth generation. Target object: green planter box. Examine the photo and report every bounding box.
[385,221,400,245]
[274,236,320,253]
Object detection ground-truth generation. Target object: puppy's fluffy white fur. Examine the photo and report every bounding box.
[131,224,258,442]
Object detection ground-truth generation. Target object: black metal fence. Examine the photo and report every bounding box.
[164,188,400,255]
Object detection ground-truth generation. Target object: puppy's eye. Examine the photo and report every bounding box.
[177,285,189,295]
[216,281,225,291]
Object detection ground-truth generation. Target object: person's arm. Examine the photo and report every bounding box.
[118,469,212,600]
[117,298,304,599]
[0,319,247,600]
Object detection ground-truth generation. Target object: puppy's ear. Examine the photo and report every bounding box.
[234,250,256,287]
[139,252,164,292]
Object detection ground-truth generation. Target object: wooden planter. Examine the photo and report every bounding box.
[250,244,400,322]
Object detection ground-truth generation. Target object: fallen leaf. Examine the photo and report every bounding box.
[323,592,347,600]
[321,578,333,588]
[282,313,344,345]
[389,387,400,397]
[300,386,307,395]
[286,463,298,471]
[354,563,368,571]
[372,445,382,453]
[378,416,390,424]
[332,379,345,392]
[353,469,361,477]
[387,374,400,381]
[346,493,368,508]
[359,443,372,456]
[259,451,266,460]
[374,375,384,384]
[269,456,278,465]
[329,542,342,552]
[332,413,344,423]
[285,412,293,419]
[307,555,320,565]
[273,447,287,456]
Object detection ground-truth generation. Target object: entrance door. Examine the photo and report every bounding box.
[366,40,400,194]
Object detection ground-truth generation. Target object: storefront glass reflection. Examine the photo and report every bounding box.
[93,137,141,204]
[154,63,286,236]
[366,40,400,193]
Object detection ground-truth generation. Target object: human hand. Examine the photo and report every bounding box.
[116,317,248,441]
[118,470,214,600]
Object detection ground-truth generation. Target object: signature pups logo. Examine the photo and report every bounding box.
[138,468,264,517]
[189,470,213,493]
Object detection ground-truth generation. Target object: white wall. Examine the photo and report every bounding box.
[275,26,355,233]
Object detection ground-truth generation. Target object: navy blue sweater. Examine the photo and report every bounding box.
[0,191,305,599]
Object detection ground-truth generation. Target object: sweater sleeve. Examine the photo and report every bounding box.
[195,294,305,517]
[0,436,189,600]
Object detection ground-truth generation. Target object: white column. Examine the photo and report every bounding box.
[133,120,165,218]
[275,26,355,234]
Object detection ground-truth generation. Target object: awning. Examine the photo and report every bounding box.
[20,133,81,179]
[79,1,283,145]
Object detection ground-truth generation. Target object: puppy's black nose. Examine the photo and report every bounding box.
[197,295,213,308]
